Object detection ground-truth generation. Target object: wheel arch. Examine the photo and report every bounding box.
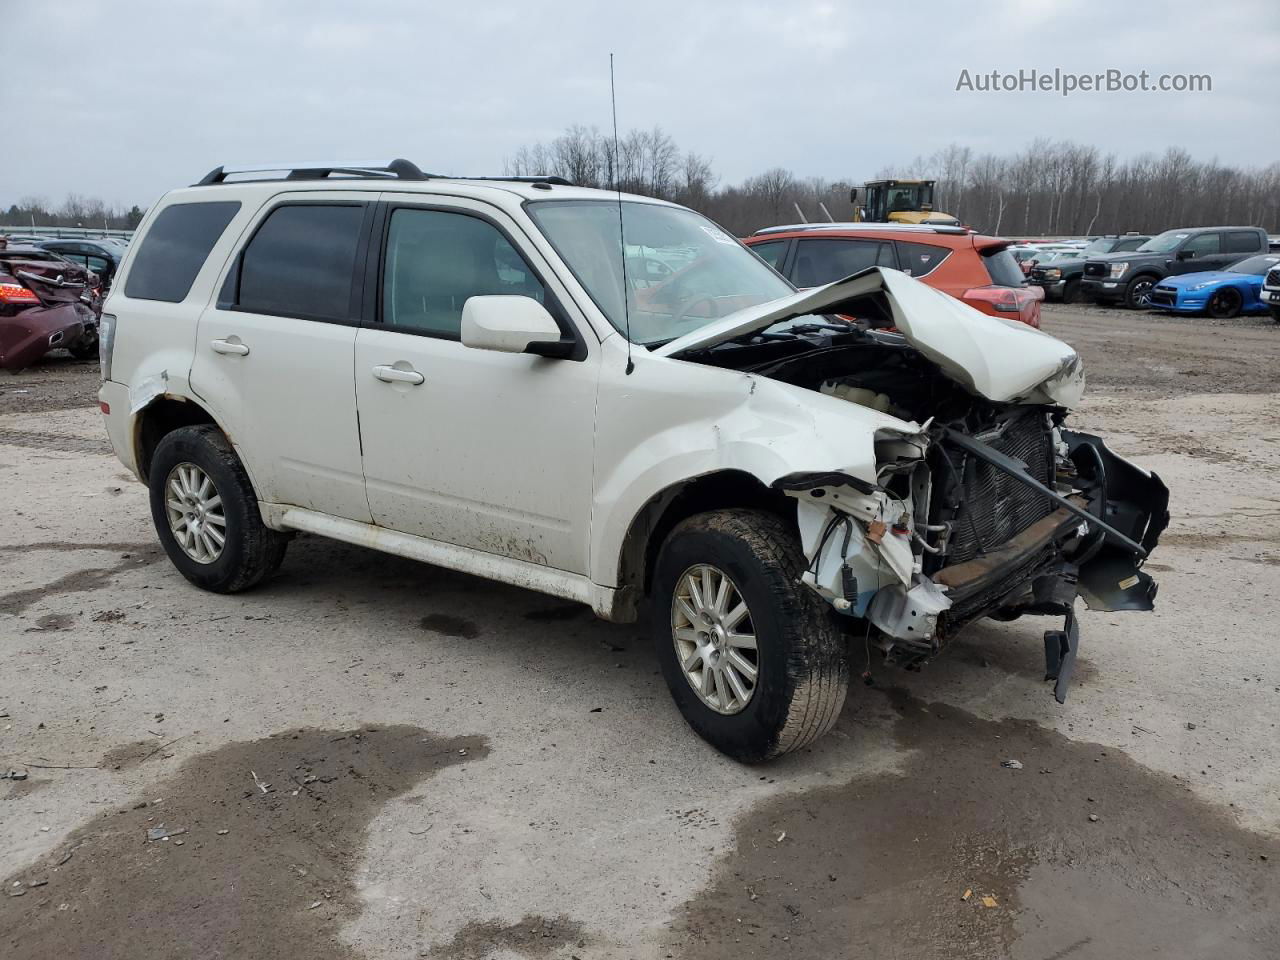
[133,394,223,482]
[613,469,796,611]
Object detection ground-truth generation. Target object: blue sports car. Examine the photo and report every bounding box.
[1149,254,1280,318]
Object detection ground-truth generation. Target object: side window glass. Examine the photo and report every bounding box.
[1116,239,1143,252]
[894,241,951,277]
[876,242,898,268]
[382,208,547,337]
[1182,233,1221,258]
[125,201,241,303]
[792,239,881,288]
[237,204,365,321]
[749,240,787,271]
[1225,231,1260,254]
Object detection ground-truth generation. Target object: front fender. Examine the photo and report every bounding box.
[588,350,918,588]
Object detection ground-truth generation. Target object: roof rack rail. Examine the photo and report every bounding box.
[752,222,970,237]
[195,159,431,186]
[453,175,575,187]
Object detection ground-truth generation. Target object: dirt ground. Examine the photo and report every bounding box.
[2,302,1279,959]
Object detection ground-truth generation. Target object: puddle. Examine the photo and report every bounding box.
[669,687,1279,960]
[420,614,481,639]
[0,726,487,960]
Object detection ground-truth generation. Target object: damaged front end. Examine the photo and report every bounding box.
[663,267,1169,703]
[779,410,1168,701]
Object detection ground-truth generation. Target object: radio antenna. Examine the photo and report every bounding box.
[610,53,634,375]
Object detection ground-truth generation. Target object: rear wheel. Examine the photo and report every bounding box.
[1206,287,1243,319]
[1124,275,1158,309]
[652,510,849,762]
[148,425,288,593]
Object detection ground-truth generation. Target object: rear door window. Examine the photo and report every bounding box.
[749,239,788,271]
[1225,231,1261,254]
[235,204,365,321]
[791,239,887,287]
[894,241,950,278]
[125,201,241,302]
[980,247,1027,287]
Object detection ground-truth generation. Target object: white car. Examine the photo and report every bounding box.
[98,160,1168,761]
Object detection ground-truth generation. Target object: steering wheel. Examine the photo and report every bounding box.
[670,296,721,331]
[641,258,673,280]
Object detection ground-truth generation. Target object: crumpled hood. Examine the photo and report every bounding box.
[655,267,1085,407]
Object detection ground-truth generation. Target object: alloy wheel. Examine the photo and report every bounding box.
[671,564,759,715]
[164,462,226,564]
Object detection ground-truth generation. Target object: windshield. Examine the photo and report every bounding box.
[528,199,793,345]
[1228,255,1279,275]
[1137,230,1187,254]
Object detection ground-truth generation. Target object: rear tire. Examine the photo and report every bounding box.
[652,510,849,762]
[148,425,288,593]
[1206,287,1242,319]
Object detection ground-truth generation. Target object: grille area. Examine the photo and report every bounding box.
[1083,261,1108,278]
[1266,267,1280,288]
[1150,286,1177,307]
[939,413,1054,565]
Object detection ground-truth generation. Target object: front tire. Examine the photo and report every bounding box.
[1124,274,1157,309]
[1270,306,1280,324]
[1061,278,1080,305]
[652,510,849,762]
[148,425,288,593]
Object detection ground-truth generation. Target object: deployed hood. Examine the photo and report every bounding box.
[655,267,1085,406]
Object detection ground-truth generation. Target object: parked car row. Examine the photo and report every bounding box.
[1014,225,1278,321]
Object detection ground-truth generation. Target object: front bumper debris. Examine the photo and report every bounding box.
[783,422,1167,702]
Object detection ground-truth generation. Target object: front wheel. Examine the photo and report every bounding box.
[148,425,288,593]
[1124,275,1157,310]
[652,510,849,762]
[1270,306,1280,324]
[1061,278,1080,305]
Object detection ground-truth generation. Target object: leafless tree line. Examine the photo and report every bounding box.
[3,195,145,231]
[508,126,1280,237]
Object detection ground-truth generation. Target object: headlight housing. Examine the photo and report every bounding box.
[1108,262,1129,279]
[1043,268,1062,279]
[1189,281,1215,291]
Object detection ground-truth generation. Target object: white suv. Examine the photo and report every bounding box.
[99,160,1168,761]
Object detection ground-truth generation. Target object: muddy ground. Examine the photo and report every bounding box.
[2,302,1279,959]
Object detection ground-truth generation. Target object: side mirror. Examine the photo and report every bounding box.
[461,295,574,359]
[849,188,858,203]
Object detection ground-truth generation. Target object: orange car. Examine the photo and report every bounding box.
[744,223,1043,328]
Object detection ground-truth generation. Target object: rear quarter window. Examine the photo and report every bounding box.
[894,241,951,278]
[124,201,241,303]
[980,247,1026,287]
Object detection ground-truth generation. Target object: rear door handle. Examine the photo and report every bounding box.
[211,337,250,356]
[372,364,424,385]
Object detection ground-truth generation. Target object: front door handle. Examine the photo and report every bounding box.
[211,337,250,356]
[372,364,424,385]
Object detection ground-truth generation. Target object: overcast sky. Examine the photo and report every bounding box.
[4,0,1277,210]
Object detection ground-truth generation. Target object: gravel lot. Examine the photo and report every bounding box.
[2,303,1279,959]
